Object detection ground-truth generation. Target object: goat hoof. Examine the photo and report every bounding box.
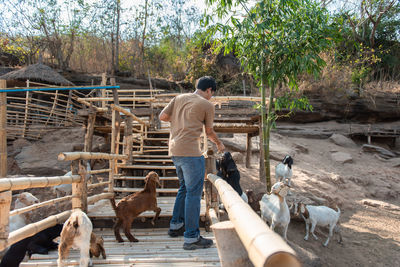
[117,239,124,243]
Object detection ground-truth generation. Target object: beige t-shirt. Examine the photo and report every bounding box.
[162,93,215,157]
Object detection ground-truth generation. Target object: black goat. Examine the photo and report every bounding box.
[217,152,247,202]
[0,224,62,267]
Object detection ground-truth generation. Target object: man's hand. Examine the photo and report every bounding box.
[216,142,225,153]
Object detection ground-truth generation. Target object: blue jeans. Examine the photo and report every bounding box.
[170,156,205,243]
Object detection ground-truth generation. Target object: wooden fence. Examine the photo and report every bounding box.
[0,152,126,252]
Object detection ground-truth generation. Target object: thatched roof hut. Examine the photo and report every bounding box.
[0,63,74,86]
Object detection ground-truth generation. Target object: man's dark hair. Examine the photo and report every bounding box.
[196,76,216,92]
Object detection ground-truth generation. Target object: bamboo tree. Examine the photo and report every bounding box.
[204,0,337,191]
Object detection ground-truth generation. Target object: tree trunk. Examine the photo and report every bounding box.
[260,59,271,192]
[115,0,120,74]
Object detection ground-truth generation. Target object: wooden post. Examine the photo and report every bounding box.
[0,148,10,251]
[125,116,133,164]
[71,160,88,212]
[100,73,107,108]
[0,191,11,251]
[246,133,252,168]
[204,149,219,230]
[84,111,96,153]
[212,221,252,267]
[84,111,96,182]
[0,80,7,178]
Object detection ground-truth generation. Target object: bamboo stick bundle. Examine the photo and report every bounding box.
[58,152,127,161]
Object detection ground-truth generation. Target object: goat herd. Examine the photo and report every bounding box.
[1,154,342,267]
[218,153,342,247]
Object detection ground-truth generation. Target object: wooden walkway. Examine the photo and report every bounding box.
[21,228,220,266]
[86,197,207,221]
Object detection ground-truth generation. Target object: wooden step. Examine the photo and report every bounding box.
[117,164,175,170]
[113,187,178,193]
[87,197,206,219]
[143,137,169,141]
[146,130,170,134]
[133,145,168,149]
[133,159,173,163]
[116,176,178,181]
[132,154,171,158]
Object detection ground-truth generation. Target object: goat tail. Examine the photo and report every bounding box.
[109,198,117,211]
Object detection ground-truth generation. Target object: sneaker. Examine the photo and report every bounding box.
[168,226,185,237]
[183,236,213,250]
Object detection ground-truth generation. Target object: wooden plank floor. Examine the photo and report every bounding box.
[86,197,207,219]
[21,228,220,266]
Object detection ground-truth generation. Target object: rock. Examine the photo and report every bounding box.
[361,199,400,212]
[231,152,244,164]
[330,152,353,164]
[388,157,400,167]
[329,134,357,148]
[362,144,396,159]
[294,143,309,154]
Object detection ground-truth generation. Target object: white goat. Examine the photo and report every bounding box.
[259,182,291,240]
[9,192,39,232]
[297,202,343,247]
[53,163,91,198]
[275,155,293,186]
[57,209,93,267]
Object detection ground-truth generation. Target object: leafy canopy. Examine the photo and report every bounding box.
[203,0,338,91]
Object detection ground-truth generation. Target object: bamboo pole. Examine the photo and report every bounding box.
[0,175,79,193]
[87,168,110,175]
[87,181,110,189]
[88,192,113,205]
[0,80,6,178]
[110,104,149,126]
[207,173,300,267]
[58,152,127,161]
[9,195,76,216]
[80,97,155,102]
[5,210,72,250]
[22,82,31,138]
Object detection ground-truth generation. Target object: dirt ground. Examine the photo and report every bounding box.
[227,124,400,267]
[6,121,400,266]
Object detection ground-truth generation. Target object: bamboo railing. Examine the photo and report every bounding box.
[0,152,126,252]
[203,150,300,267]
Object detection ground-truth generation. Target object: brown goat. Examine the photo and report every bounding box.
[110,171,161,242]
[90,233,106,259]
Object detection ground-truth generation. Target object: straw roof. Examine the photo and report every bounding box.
[0,63,74,86]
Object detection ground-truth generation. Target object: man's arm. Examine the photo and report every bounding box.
[205,127,225,152]
[159,109,171,122]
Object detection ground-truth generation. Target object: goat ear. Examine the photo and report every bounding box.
[300,204,305,213]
